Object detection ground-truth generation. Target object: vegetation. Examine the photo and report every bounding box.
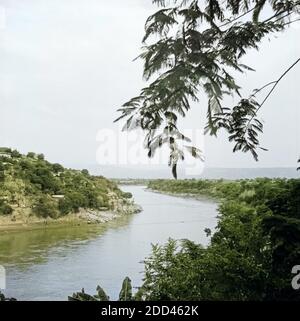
[0,148,129,221]
[113,178,151,186]
[0,199,13,216]
[138,178,300,300]
[69,277,133,301]
[0,292,16,301]
[115,0,300,178]
[72,178,300,301]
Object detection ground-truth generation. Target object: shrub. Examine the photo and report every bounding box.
[0,200,13,215]
[58,197,73,215]
[27,152,36,158]
[33,196,59,219]
[122,192,133,199]
[11,150,22,158]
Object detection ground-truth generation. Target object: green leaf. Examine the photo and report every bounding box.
[119,277,133,301]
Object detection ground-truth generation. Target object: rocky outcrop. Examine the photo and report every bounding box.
[77,200,142,224]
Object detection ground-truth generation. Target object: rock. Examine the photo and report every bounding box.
[76,201,142,224]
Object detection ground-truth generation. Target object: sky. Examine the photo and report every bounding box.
[0,0,299,177]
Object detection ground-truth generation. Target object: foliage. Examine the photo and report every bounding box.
[0,292,16,301]
[52,163,64,174]
[0,148,127,219]
[37,154,45,161]
[119,277,133,301]
[33,196,60,219]
[68,277,133,301]
[81,169,89,176]
[0,199,13,216]
[122,192,133,199]
[27,152,35,158]
[139,178,300,300]
[0,147,12,153]
[0,171,4,183]
[11,150,22,158]
[116,0,300,178]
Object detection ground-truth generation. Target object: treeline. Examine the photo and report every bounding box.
[0,148,129,219]
[148,178,274,199]
[141,178,300,300]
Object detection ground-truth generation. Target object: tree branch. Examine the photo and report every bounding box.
[259,57,300,108]
[219,6,256,28]
[247,57,300,125]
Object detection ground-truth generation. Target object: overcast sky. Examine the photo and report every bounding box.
[0,0,299,176]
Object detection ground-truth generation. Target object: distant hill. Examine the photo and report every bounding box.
[68,164,299,180]
[0,148,139,229]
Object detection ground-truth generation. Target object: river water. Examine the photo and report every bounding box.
[0,186,218,301]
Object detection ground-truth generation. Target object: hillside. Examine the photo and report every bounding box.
[0,147,140,229]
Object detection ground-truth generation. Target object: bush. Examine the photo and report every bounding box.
[11,150,22,158]
[58,197,73,215]
[27,152,36,158]
[33,196,59,219]
[37,154,45,160]
[81,169,89,176]
[0,171,5,182]
[52,163,64,174]
[122,192,133,199]
[0,200,13,215]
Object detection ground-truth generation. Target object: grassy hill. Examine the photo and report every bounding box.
[0,147,140,229]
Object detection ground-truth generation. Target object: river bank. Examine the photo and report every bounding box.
[0,202,142,233]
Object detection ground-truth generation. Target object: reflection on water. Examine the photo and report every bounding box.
[0,186,218,301]
[0,216,134,268]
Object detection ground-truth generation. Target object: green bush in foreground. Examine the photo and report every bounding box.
[0,292,16,301]
[69,277,133,301]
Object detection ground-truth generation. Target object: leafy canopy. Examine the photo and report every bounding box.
[115,0,300,178]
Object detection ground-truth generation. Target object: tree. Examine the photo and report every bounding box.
[52,163,64,174]
[116,0,300,178]
[58,197,73,215]
[0,163,4,182]
[27,152,36,158]
[11,150,22,158]
[0,200,13,215]
[37,153,45,161]
[63,192,88,212]
[33,196,60,219]
[81,169,89,176]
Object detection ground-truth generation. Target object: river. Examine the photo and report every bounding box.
[0,186,218,301]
